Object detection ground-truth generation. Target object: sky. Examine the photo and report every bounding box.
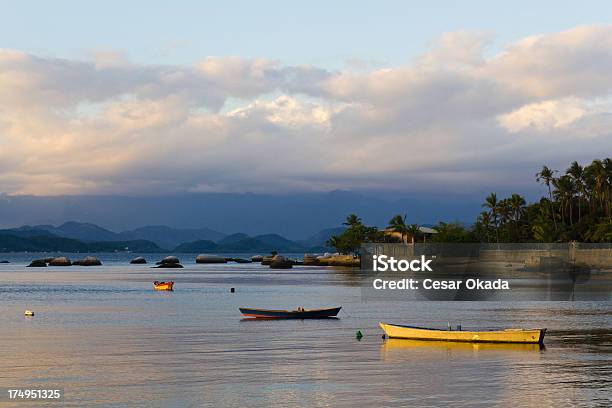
[1,1,612,198]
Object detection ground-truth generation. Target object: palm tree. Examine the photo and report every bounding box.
[477,211,492,242]
[343,214,362,228]
[604,158,612,219]
[553,175,575,225]
[482,193,500,243]
[536,165,558,230]
[567,161,584,223]
[509,193,526,239]
[388,214,409,243]
[407,224,421,244]
[587,160,606,214]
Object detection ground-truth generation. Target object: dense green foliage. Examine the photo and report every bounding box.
[327,214,398,254]
[475,159,612,243]
[327,158,611,251]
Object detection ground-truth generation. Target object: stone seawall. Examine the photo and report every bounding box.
[479,244,612,268]
[479,249,568,263]
[363,243,612,269]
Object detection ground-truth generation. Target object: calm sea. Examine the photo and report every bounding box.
[0,253,610,407]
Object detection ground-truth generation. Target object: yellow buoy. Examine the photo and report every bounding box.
[24,310,34,316]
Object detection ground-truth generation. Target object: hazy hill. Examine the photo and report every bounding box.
[173,240,219,253]
[173,233,331,253]
[34,221,119,242]
[119,225,225,249]
[217,233,250,245]
[298,227,346,248]
[0,231,164,253]
[7,221,225,249]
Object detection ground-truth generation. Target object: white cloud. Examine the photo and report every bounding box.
[1,25,612,196]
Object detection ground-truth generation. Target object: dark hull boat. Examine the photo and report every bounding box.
[239,307,341,319]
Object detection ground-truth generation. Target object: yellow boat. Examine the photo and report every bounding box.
[379,322,546,344]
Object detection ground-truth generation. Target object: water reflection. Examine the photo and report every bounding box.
[381,338,544,354]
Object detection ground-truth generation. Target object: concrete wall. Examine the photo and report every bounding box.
[479,249,568,263]
[575,248,612,268]
[479,245,612,268]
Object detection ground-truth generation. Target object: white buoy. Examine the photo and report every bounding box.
[24,310,34,316]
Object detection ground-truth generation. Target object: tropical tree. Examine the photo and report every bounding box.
[567,161,585,222]
[407,224,421,244]
[509,193,526,240]
[536,165,558,230]
[482,193,500,242]
[388,214,409,243]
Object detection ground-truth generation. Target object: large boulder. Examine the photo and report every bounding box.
[195,254,227,264]
[0,260,9,263]
[269,255,293,269]
[48,257,72,266]
[130,256,147,264]
[156,263,184,268]
[158,256,180,265]
[303,254,320,266]
[261,256,274,266]
[27,259,47,267]
[251,255,264,262]
[73,256,102,266]
[324,255,360,267]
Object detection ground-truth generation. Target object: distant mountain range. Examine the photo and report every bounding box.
[11,222,227,249]
[0,221,337,253]
[0,191,481,239]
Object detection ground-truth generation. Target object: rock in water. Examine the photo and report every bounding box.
[48,257,72,266]
[73,256,102,266]
[251,255,264,262]
[195,254,227,264]
[130,256,147,264]
[27,259,47,267]
[156,263,184,268]
[303,254,320,266]
[269,255,293,269]
[160,256,180,265]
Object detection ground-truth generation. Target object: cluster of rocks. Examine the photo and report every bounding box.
[24,252,360,269]
[27,256,102,267]
[303,253,360,267]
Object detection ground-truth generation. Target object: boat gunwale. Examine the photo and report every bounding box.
[239,306,342,314]
[380,322,546,344]
[381,322,544,333]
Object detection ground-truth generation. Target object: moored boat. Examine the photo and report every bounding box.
[239,306,341,319]
[379,322,545,344]
[153,281,174,291]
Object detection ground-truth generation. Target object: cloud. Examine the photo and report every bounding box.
[1,25,612,196]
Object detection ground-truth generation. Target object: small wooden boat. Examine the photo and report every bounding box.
[379,322,546,344]
[153,281,174,291]
[239,306,341,319]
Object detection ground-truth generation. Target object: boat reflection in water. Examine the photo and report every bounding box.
[381,338,544,363]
